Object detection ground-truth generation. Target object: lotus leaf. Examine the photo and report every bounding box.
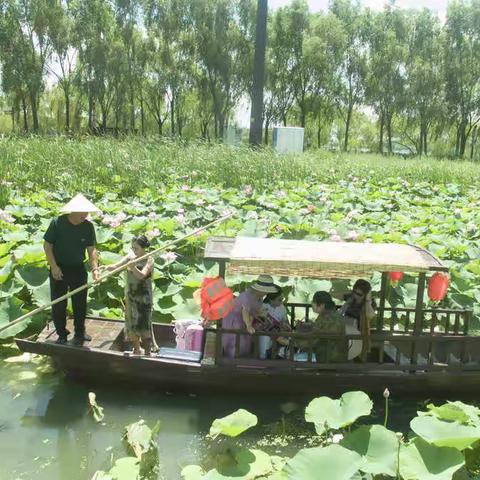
[305,391,373,435]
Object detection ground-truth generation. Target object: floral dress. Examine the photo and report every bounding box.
[125,257,154,340]
[312,311,347,362]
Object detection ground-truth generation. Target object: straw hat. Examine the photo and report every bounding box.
[251,275,277,294]
[61,194,100,213]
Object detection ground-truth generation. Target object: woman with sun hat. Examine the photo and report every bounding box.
[222,275,278,358]
[43,194,100,346]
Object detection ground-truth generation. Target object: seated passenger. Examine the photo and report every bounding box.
[334,279,376,359]
[310,291,347,362]
[222,275,277,358]
[254,285,291,359]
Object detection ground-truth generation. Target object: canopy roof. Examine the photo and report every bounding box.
[204,236,447,279]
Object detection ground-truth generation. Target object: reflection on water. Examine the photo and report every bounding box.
[0,354,464,480]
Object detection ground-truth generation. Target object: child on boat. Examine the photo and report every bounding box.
[101,235,154,356]
[255,285,291,359]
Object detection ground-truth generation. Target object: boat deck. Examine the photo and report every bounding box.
[37,318,124,350]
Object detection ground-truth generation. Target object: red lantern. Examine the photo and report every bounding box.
[428,272,449,303]
[388,271,404,287]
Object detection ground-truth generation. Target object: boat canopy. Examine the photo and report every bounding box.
[204,236,447,279]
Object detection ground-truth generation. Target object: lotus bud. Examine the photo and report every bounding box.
[383,388,390,399]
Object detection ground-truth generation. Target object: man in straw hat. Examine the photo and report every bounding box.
[222,275,278,358]
[43,194,100,346]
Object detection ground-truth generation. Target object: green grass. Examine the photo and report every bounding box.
[1,137,479,207]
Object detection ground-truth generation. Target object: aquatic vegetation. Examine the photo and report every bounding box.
[179,391,480,480]
[2,170,480,338]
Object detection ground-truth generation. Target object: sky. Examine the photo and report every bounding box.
[268,0,448,17]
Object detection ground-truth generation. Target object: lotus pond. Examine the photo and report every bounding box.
[2,139,480,479]
[2,353,480,480]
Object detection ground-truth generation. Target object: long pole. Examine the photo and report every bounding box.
[248,0,268,146]
[0,214,232,335]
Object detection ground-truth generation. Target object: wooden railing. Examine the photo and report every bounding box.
[285,302,472,335]
[204,301,476,370]
[204,327,480,370]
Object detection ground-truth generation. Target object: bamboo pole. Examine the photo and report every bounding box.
[0,214,232,335]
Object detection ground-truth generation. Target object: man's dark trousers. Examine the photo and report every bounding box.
[50,265,88,339]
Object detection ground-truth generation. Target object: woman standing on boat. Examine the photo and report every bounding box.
[222,275,277,358]
[102,235,154,355]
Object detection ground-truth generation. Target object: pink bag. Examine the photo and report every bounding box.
[185,324,204,352]
[173,319,198,350]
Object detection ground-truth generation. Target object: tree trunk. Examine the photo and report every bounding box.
[282,114,287,127]
[30,93,39,133]
[317,116,322,148]
[299,102,306,128]
[423,128,428,156]
[459,125,467,157]
[387,117,393,155]
[218,112,225,140]
[88,95,94,132]
[264,117,269,145]
[201,120,208,139]
[130,87,135,132]
[378,112,384,154]
[470,125,478,160]
[170,97,175,135]
[64,88,70,132]
[10,105,15,132]
[140,98,145,136]
[102,109,107,132]
[344,105,353,151]
[22,96,28,132]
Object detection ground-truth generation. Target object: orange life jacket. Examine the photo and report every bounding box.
[200,276,235,321]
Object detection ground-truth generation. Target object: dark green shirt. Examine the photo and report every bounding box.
[44,215,96,267]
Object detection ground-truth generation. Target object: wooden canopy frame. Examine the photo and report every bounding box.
[204,236,452,365]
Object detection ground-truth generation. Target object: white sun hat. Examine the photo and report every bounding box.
[251,275,278,294]
[61,194,100,213]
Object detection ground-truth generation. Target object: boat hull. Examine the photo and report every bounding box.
[15,335,480,398]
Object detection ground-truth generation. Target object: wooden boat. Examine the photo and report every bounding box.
[16,236,480,397]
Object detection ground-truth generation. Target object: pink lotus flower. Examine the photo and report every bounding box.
[175,214,186,225]
[192,187,206,194]
[102,212,127,228]
[148,212,160,220]
[0,209,15,223]
[330,234,342,242]
[327,229,338,236]
[146,228,160,240]
[346,209,360,221]
[222,208,233,217]
[181,185,190,191]
[347,230,359,241]
[276,190,287,199]
[307,204,315,213]
[177,208,185,214]
[194,199,205,206]
[244,185,254,196]
[161,251,177,263]
[275,225,284,233]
